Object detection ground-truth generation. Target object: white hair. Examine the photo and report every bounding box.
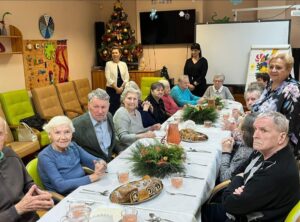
[43,116,75,134]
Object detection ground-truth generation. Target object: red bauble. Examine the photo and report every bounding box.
[107,38,111,42]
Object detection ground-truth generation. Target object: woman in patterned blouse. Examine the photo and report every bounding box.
[252,53,300,158]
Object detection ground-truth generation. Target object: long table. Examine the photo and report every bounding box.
[38,109,236,222]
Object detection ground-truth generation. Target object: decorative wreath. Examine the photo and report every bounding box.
[182,105,218,124]
[129,142,186,178]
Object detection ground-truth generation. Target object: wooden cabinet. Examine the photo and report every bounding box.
[0,25,23,55]
[91,69,161,90]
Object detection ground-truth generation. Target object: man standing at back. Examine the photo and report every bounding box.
[223,112,300,221]
[73,88,119,162]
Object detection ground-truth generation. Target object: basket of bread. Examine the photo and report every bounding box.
[110,176,163,204]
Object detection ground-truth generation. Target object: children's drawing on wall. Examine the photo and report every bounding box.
[23,39,69,90]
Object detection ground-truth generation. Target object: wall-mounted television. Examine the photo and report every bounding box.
[139,9,195,45]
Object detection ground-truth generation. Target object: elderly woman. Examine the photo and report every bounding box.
[252,53,300,158]
[38,116,107,195]
[113,87,160,150]
[125,81,157,127]
[158,79,180,116]
[0,117,53,222]
[170,75,201,107]
[219,112,258,182]
[145,82,168,123]
[202,74,234,100]
[184,43,208,97]
[105,46,130,115]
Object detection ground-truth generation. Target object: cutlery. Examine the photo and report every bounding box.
[186,162,207,166]
[80,189,110,196]
[187,148,211,153]
[183,175,204,180]
[67,200,96,206]
[165,190,196,197]
[146,213,174,222]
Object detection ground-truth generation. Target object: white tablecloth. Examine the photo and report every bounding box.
[38,106,238,222]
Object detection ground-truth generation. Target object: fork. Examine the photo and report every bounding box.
[183,175,204,180]
[165,190,196,197]
[79,189,110,196]
[186,162,207,166]
[187,148,211,153]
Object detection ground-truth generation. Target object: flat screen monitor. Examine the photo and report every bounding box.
[139,9,195,45]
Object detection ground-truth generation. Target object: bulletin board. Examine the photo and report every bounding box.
[23,39,69,90]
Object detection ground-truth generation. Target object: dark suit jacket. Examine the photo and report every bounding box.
[72,112,118,162]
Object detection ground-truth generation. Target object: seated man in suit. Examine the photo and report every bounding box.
[222,111,300,221]
[72,88,120,162]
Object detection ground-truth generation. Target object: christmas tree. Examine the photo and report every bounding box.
[99,0,143,69]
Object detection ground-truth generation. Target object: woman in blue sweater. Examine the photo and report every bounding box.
[38,116,107,195]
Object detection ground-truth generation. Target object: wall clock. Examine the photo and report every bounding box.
[39,14,54,39]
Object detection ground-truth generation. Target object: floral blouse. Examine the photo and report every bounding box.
[252,76,300,158]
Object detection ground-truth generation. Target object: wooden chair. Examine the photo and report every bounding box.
[31,85,64,121]
[0,103,40,158]
[206,179,231,204]
[55,82,84,119]
[73,78,91,111]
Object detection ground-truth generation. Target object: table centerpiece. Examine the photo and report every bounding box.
[182,104,218,124]
[129,142,186,178]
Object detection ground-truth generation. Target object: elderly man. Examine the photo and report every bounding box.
[244,82,265,111]
[222,112,300,221]
[170,75,201,107]
[202,74,234,100]
[72,88,119,162]
[0,117,53,222]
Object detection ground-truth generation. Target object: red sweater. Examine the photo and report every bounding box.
[161,94,180,115]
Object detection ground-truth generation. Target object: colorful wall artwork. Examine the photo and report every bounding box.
[23,39,69,90]
[245,46,291,89]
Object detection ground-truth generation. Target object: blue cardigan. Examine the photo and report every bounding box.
[170,85,200,107]
[38,142,100,195]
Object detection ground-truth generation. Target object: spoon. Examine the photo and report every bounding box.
[149,213,174,222]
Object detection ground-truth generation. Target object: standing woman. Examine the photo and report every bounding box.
[184,43,208,97]
[105,46,130,115]
[252,53,300,158]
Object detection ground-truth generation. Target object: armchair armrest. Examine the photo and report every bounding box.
[49,191,64,202]
[64,109,84,115]
[206,179,231,204]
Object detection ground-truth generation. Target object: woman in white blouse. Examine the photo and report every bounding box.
[105,46,130,114]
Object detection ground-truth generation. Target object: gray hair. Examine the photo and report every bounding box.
[125,81,140,91]
[120,87,141,103]
[213,74,225,82]
[178,75,189,82]
[43,116,75,134]
[244,82,264,100]
[158,79,170,87]
[88,88,110,102]
[256,112,289,133]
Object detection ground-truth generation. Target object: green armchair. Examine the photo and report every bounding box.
[0,89,50,147]
[140,77,165,100]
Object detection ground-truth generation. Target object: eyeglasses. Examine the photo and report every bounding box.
[213,80,223,83]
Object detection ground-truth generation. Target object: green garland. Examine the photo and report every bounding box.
[129,142,186,178]
[182,105,218,124]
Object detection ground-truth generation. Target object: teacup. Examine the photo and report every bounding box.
[122,207,138,222]
[118,171,129,184]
